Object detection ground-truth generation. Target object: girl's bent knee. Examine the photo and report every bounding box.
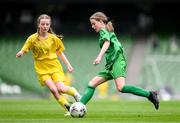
[117,85,125,92]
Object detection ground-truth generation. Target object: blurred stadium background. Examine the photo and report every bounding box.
[0,0,180,101]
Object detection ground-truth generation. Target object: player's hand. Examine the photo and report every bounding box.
[16,50,24,58]
[67,65,74,73]
[93,56,102,65]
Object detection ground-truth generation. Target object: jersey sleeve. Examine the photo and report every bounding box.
[21,35,33,53]
[54,36,65,55]
[99,28,110,43]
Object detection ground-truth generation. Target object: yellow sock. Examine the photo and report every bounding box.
[58,96,70,112]
[65,87,76,96]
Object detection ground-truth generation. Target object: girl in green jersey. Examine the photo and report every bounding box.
[80,12,159,110]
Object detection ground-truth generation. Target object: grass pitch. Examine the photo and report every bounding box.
[0,99,180,123]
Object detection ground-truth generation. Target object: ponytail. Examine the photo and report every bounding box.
[106,21,114,32]
[49,27,64,40]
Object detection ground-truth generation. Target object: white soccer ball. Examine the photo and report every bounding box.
[70,102,87,118]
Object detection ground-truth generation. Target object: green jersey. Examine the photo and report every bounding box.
[99,28,125,70]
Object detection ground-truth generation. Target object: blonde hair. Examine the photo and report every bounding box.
[90,12,114,32]
[37,14,63,39]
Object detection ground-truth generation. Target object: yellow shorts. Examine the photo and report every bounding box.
[38,71,64,86]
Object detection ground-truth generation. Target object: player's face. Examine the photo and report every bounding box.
[38,18,51,33]
[90,19,105,32]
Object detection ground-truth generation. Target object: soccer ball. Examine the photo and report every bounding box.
[69,102,87,118]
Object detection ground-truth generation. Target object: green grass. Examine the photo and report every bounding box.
[0,99,180,123]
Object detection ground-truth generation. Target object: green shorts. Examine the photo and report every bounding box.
[98,54,127,80]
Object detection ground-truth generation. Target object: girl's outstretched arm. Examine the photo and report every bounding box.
[16,50,25,58]
[93,41,110,65]
[58,52,74,72]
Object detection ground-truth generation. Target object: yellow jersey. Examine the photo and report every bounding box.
[21,33,65,75]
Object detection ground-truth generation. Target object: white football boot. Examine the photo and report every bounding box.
[72,87,81,102]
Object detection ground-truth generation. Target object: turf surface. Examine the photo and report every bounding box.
[0,99,180,123]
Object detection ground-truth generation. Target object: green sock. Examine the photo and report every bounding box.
[121,85,150,98]
[80,86,95,105]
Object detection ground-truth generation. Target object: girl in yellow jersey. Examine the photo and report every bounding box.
[16,14,81,116]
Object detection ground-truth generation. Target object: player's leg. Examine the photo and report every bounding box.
[52,72,81,102]
[44,79,70,112]
[112,55,159,110]
[55,82,81,102]
[113,55,150,96]
[115,77,150,97]
[80,76,107,105]
[114,77,159,109]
